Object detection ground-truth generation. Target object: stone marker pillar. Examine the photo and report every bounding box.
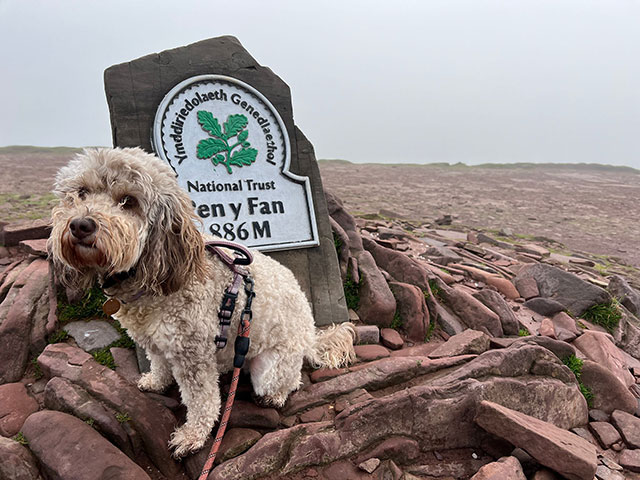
[104,36,347,326]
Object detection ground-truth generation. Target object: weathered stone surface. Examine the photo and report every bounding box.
[515,276,540,300]
[353,325,380,345]
[451,264,519,300]
[0,258,49,383]
[438,283,503,337]
[611,409,640,448]
[0,382,39,437]
[422,246,462,265]
[573,331,635,387]
[111,346,141,384]
[515,263,611,316]
[358,458,380,473]
[22,410,151,480]
[580,360,637,414]
[609,275,640,316]
[524,297,566,316]
[511,335,577,361]
[389,281,430,342]
[539,317,556,338]
[473,289,520,336]
[0,219,51,247]
[432,301,466,336]
[0,436,42,480]
[355,250,396,327]
[107,36,347,327]
[355,436,420,464]
[284,355,474,415]
[589,421,622,449]
[380,328,404,350]
[589,409,610,422]
[219,344,586,480]
[43,376,133,456]
[475,401,597,480]
[218,428,262,463]
[228,400,280,430]
[595,465,626,480]
[19,239,48,257]
[616,308,640,361]
[618,449,640,472]
[363,236,432,290]
[325,190,363,253]
[37,343,180,477]
[354,344,390,362]
[551,311,580,342]
[63,319,121,353]
[531,469,560,480]
[470,456,526,479]
[429,329,490,358]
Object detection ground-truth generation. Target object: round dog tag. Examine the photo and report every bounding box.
[102,298,121,316]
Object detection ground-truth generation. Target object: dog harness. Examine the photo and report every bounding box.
[198,240,255,479]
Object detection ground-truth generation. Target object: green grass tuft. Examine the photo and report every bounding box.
[343,273,360,311]
[582,299,622,333]
[390,311,404,330]
[563,355,594,407]
[428,279,443,301]
[93,348,116,369]
[58,285,107,323]
[115,412,131,423]
[30,357,43,380]
[12,432,28,445]
[518,328,530,337]
[424,321,436,342]
[47,329,69,344]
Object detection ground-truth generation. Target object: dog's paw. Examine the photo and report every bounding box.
[137,372,167,393]
[259,392,288,408]
[169,424,208,458]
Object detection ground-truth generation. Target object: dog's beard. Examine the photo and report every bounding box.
[51,208,146,276]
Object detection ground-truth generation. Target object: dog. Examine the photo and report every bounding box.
[49,147,355,457]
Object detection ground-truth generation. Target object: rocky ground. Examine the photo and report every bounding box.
[2,149,640,479]
[2,187,640,480]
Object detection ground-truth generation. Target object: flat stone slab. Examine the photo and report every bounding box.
[64,320,120,352]
[611,410,640,448]
[475,400,597,480]
[429,329,490,358]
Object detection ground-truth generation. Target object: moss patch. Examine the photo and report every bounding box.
[12,432,28,446]
[428,279,443,302]
[582,300,622,333]
[92,348,116,369]
[57,285,107,323]
[390,311,403,330]
[343,273,360,311]
[518,328,530,337]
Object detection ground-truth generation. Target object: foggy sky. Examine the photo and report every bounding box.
[1,0,638,168]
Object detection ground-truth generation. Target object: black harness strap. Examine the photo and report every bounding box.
[205,241,254,350]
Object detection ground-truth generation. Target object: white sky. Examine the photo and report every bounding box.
[0,0,639,167]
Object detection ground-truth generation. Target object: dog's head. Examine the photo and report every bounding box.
[49,147,207,295]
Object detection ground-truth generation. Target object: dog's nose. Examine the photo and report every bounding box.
[69,217,97,240]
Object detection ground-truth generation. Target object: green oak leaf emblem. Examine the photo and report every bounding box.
[196,111,258,174]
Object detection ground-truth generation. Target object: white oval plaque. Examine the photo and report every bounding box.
[152,75,319,251]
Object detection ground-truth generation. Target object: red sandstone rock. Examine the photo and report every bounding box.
[0,383,38,437]
[429,329,490,358]
[470,456,526,479]
[389,281,430,342]
[354,344,390,362]
[380,328,404,350]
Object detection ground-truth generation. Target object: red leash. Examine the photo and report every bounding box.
[198,254,255,480]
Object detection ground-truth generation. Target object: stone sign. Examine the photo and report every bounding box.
[152,74,318,250]
[104,36,347,325]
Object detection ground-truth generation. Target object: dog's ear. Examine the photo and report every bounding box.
[137,191,207,295]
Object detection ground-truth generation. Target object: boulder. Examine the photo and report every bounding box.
[580,360,637,414]
[37,343,181,478]
[470,456,526,479]
[429,329,490,358]
[0,436,42,480]
[572,331,635,387]
[430,300,466,336]
[473,289,520,336]
[0,258,49,383]
[438,283,503,337]
[354,344,390,362]
[43,376,133,456]
[495,336,577,361]
[515,277,539,300]
[588,421,621,449]
[609,275,640,316]
[325,190,363,253]
[618,449,640,473]
[354,250,396,327]
[363,236,432,290]
[539,318,556,339]
[389,281,430,342]
[514,263,610,316]
[551,311,581,342]
[615,308,640,361]
[474,401,597,480]
[0,382,39,437]
[524,297,566,317]
[611,410,640,448]
[380,328,404,350]
[21,410,151,480]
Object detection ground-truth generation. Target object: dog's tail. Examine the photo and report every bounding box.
[307,322,356,369]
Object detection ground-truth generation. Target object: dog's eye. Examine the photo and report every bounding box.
[119,195,138,210]
[77,188,88,200]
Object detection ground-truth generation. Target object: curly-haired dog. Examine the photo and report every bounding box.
[49,147,355,457]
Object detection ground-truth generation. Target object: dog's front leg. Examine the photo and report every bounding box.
[168,360,221,457]
[137,350,173,393]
